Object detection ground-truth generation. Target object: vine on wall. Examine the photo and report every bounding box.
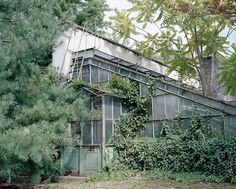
[108,74,150,158]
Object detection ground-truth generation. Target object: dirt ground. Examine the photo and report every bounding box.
[37,178,236,189]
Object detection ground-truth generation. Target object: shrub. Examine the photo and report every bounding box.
[113,136,236,182]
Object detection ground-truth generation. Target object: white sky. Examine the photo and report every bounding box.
[105,0,236,44]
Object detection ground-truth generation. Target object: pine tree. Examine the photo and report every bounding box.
[0,0,90,183]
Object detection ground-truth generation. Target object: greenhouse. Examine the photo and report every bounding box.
[54,27,236,176]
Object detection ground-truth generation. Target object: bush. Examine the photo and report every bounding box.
[114,135,236,182]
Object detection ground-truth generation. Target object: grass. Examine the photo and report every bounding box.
[37,178,236,189]
[35,170,236,189]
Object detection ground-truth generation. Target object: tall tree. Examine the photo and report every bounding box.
[111,0,235,96]
[66,0,109,32]
[206,0,236,24]
[0,0,89,183]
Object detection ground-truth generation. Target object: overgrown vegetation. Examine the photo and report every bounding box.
[89,75,236,183]
[110,0,236,96]
[0,0,95,184]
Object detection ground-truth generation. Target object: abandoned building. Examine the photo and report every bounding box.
[52,26,236,175]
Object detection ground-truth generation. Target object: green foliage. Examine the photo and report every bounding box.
[0,68,90,183]
[67,0,109,32]
[105,112,236,182]
[86,169,138,182]
[86,168,223,183]
[110,0,235,95]
[220,45,236,95]
[108,75,150,158]
[110,9,137,43]
[0,0,91,183]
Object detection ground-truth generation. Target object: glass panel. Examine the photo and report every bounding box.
[82,122,91,145]
[91,59,100,66]
[93,98,102,111]
[101,62,110,69]
[182,118,190,129]
[130,72,137,79]
[208,108,222,116]
[146,98,152,118]
[93,121,102,144]
[153,96,165,120]
[107,72,112,81]
[166,85,179,94]
[71,122,81,135]
[145,122,153,138]
[82,65,90,82]
[210,116,224,135]
[225,115,236,135]
[179,98,193,117]
[140,83,149,96]
[91,66,98,83]
[154,121,161,137]
[154,89,166,96]
[105,120,113,143]
[99,69,109,82]
[140,76,148,82]
[165,95,178,118]
[110,65,120,73]
[121,102,128,114]
[120,69,129,76]
[113,97,121,119]
[105,96,113,119]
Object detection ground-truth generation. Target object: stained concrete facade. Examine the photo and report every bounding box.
[53,27,198,87]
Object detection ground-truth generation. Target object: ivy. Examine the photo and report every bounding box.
[107,75,150,159]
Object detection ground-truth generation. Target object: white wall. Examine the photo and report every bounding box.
[53,27,199,87]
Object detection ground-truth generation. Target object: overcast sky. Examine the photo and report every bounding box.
[105,0,236,44]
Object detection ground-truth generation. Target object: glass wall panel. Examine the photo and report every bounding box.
[166,85,179,94]
[145,122,153,138]
[100,69,109,82]
[91,59,100,66]
[210,116,224,135]
[71,122,81,135]
[208,108,222,116]
[122,102,128,114]
[165,95,179,118]
[154,121,161,137]
[154,89,167,96]
[113,97,121,120]
[225,115,236,135]
[82,65,90,82]
[93,98,102,111]
[101,62,110,69]
[153,96,165,120]
[179,98,193,117]
[130,72,137,79]
[140,83,149,96]
[120,69,129,76]
[105,96,113,119]
[111,65,120,73]
[93,121,102,144]
[82,122,91,144]
[91,66,98,83]
[105,120,113,143]
[192,104,208,116]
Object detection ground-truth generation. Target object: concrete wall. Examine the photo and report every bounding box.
[203,57,236,103]
[52,27,194,84]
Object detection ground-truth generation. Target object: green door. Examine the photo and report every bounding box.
[80,146,102,175]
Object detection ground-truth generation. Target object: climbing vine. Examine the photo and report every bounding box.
[107,74,150,158]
